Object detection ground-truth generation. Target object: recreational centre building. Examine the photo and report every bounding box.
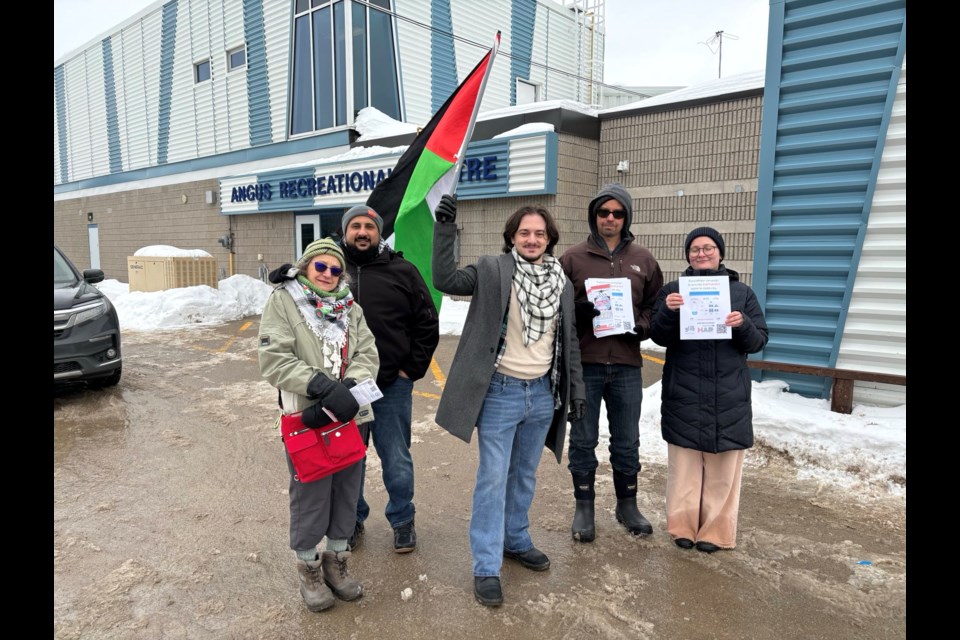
[54,0,906,406]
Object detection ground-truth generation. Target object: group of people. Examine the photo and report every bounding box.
[257,182,769,612]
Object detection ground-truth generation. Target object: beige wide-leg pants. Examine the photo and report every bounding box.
[665,443,745,548]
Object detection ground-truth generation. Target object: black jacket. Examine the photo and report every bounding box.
[649,265,769,453]
[342,245,439,387]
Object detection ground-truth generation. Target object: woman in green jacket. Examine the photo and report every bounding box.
[258,238,379,612]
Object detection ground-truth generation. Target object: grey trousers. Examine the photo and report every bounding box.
[285,451,362,551]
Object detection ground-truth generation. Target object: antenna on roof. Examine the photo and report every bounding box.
[699,30,740,78]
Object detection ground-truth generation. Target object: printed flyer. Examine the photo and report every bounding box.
[584,277,636,338]
[679,275,731,340]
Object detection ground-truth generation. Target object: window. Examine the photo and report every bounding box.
[194,59,211,83]
[227,46,246,72]
[290,0,401,135]
[517,79,539,105]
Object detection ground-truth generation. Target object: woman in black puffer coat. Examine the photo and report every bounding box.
[649,227,768,553]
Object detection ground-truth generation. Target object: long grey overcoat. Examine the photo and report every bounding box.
[431,222,585,463]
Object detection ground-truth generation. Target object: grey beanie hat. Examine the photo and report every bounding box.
[684,226,725,263]
[341,205,384,235]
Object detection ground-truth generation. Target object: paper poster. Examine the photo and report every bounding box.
[679,275,731,340]
[584,277,635,338]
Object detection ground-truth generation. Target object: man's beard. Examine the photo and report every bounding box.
[344,240,380,265]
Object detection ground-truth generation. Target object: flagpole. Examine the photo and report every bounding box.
[450,31,501,196]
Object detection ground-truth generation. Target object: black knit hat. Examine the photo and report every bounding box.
[684,227,725,263]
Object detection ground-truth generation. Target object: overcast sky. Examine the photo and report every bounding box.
[54,0,769,87]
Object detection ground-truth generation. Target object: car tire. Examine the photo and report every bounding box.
[88,367,122,389]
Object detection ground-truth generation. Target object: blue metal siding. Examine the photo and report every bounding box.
[430,0,457,113]
[754,0,906,397]
[509,0,535,105]
[245,0,273,146]
[155,1,179,166]
[456,139,510,198]
[55,66,69,184]
[102,38,123,174]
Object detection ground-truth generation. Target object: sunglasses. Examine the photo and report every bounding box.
[313,261,343,277]
[597,208,626,220]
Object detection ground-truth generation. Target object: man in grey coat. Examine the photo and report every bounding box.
[431,195,585,608]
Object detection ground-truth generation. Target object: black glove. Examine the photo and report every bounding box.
[574,301,600,331]
[624,324,646,343]
[305,373,360,423]
[435,194,457,224]
[569,399,586,422]
[342,378,357,389]
[268,263,298,284]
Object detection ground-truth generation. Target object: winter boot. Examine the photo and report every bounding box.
[321,550,364,601]
[613,470,653,536]
[571,471,596,542]
[296,558,336,612]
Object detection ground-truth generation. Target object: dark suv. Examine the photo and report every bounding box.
[54,246,122,388]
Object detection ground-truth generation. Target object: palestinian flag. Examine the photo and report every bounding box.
[366,32,501,312]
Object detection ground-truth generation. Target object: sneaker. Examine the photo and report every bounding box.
[503,547,550,571]
[393,520,416,553]
[474,576,503,606]
[347,521,364,552]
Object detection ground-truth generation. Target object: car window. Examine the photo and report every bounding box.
[54,248,80,287]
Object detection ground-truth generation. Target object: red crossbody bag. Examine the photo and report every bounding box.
[279,341,366,482]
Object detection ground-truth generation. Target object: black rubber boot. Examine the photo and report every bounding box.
[571,471,596,542]
[613,470,653,536]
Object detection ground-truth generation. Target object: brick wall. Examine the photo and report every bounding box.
[599,95,763,285]
[54,179,232,281]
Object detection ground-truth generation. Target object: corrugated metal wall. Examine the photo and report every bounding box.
[836,55,906,406]
[54,0,599,188]
[753,0,906,399]
[395,0,433,125]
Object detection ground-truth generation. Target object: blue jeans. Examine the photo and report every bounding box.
[471,372,554,577]
[356,377,415,528]
[567,363,642,477]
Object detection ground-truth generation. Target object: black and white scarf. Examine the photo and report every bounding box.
[510,247,565,346]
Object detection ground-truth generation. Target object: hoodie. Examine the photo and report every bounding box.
[559,183,664,366]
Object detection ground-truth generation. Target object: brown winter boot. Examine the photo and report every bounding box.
[321,550,364,601]
[296,558,336,612]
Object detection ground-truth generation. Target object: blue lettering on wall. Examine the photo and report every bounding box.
[349,172,363,192]
[228,160,483,205]
[482,156,497,179]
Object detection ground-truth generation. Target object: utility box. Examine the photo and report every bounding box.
[127,256,218,292]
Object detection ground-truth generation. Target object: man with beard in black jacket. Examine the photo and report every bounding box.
[270,205,439,554]
[337,205,439,553]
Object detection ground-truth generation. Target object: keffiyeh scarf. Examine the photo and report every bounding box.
[510,247,565,346]
[283,277,354,377]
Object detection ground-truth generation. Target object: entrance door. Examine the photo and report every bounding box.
[87,224,101,269]
[295,214,321,262]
